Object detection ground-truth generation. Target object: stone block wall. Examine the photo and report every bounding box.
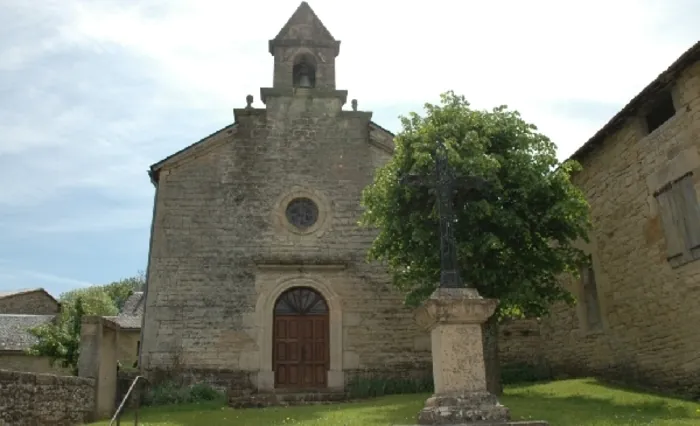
[0,352,68,375]
[498,319,543,367]
[116,329,140,367]
[141,95,430,388]
[0,369,95,426]
[0,290,59,315]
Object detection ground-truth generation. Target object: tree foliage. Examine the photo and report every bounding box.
[102,271,146,310]
[361,91,591,319]
[28,297,85,375]
[27,273,145,373]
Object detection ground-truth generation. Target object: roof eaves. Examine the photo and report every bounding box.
[569,40,700,163]
[148,122,238,185]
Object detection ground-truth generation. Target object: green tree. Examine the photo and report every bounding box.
[103,271,145,310]
[60,285,119,318]
[28,297,85,375]
[28,273,145,373]
[361,91,590,394]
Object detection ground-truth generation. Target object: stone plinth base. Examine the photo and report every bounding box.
[412,288,548,426]
[417,391,509,425]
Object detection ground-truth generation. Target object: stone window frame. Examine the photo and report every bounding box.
[639,83,680,138]
[253,275,344,391]
[572,237,609,336]
[273,187,331,238]
[578,255,603,333]
[647,148,700,269]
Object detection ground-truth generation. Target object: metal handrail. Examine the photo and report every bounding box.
[110,375,148,426]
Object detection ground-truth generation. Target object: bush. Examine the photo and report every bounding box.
[346,376,433,399]
[142,381,223,406]
[501,362,553,385]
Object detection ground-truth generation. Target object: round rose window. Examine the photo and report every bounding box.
[285,197,319,230]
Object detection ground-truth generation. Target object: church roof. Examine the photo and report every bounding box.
[146,3,393,184]
[269,2,338,55]
[570,40,700,162]
[148,119,395,184]
[148,123,238,184]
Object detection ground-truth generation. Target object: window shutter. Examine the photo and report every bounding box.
[677,175,700,250]
[656,189,684,259]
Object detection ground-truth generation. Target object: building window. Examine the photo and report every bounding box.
[645,91,676,134]
[285,197,319,230]
[580,256,602,331]
[136,340,140,356]
[655,172,700,267]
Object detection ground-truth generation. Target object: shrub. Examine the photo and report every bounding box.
[142,381,223,406]
[346,376,433,399]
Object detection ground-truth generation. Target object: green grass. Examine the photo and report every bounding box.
[93,378,700,426]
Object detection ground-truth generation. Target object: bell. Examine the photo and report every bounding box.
[298,73,312,88]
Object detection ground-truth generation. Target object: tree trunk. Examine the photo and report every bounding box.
[482,315,503,396]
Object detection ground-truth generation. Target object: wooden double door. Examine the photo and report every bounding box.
[273,287,329,389]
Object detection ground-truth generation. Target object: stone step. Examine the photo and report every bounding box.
[228,389,349,409]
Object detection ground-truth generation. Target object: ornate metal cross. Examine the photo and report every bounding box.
[400,139,489,288]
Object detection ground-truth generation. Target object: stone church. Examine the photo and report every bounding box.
[140,2,431,391]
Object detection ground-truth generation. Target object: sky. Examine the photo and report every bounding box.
[0,0,698,297]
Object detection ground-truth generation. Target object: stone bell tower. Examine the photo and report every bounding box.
[260,2,347,106]
[269,2,339,90]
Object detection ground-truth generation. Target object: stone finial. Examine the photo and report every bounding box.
[351,99,357,111]
[245,94,254,110]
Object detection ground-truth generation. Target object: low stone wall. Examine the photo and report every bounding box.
[499,319,545,366]
[0,369,95,426]
[145,367,252,393]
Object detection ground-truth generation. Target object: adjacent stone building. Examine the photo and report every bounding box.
[501,40,700,395]
[0,288,64,373]
[0,288,60,315]
[140,2,430,391]
[104,291,144,367]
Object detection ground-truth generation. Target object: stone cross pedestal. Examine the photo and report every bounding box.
[413,288,548,426]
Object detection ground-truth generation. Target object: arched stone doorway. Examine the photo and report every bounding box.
[272,286,329,389]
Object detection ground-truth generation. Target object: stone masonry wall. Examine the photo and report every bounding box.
[0,353,68,375]
[498,319,543,367]
[0,291,59,315]
[0,369,95,426]
[116,329,140,367]
[142,93,431,387]
[500,60,700,395]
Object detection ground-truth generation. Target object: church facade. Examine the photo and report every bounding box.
[139,2,431,391]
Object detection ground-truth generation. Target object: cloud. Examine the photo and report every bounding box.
[0,0,697,293]
[0,266,93,293]
[2,1,697,210]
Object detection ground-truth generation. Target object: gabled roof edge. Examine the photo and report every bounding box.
[268,2,338,55]
[569,40,700,162]
[148,122,238,185]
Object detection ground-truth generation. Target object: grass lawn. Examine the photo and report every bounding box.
[93,378,700,426]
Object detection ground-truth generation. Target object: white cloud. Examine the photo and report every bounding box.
[58,0,698,153]
[0,0,697,226]
[0,267,93,292]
